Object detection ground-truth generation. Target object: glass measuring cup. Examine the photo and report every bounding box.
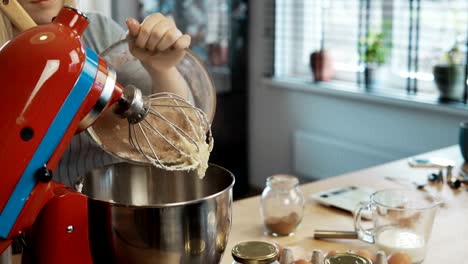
[354,189,442,264]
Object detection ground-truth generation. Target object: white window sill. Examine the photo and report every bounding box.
[264,77,468,117]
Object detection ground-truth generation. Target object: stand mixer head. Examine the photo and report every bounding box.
[0,5,220,262]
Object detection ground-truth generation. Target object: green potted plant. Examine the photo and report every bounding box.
[359,29,389,88]
[432,40,465,101]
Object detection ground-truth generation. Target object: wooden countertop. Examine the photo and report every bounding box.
[7,146,466,263]
[221,145,468,263]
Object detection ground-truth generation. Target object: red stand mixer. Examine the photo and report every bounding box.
[0,6,128,262]
[0,6,231,264]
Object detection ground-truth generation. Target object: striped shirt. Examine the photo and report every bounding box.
[54,12,127,186]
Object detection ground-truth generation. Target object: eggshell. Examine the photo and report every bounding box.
[326,250,339,258]
[355,249,375,262]
[273,242,283,259]
[388,252,412,264]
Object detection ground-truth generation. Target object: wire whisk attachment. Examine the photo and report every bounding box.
[88,86,213,178]
[128,91,213,176]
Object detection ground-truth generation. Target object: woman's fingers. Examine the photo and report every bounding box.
[146,19,175,51]
[133,13,164,49]
[126,17,140,38]
[128,13,185,52]
[126,13,191,72]
[173,34,191,50]
[156,27,183,51]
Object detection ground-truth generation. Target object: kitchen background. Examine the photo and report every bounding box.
[80,0,468,199]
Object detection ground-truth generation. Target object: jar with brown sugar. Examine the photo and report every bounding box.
[260,175,304,237]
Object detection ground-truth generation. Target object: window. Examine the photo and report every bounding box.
[273,0,468,100]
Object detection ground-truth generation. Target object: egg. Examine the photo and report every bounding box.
[273,242,283,259]
[326,250,340,258]
[294,259,310,264]
[388,252,412,264]
[355,249,375,263]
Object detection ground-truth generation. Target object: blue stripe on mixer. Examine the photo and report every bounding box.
[0,48,99,238]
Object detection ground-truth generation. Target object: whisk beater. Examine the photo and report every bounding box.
[128,89,213,172]
[88,85,213,177]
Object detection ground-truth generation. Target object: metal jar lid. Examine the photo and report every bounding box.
[232,241,279,264]
[325,253,372,264]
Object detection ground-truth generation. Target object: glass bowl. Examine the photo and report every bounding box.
[86,39,216,165]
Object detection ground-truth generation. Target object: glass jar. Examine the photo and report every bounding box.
[231,241,279,264]
[260,175,305,237]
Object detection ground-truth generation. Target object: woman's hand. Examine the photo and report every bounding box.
[126,13,191,74]
[125,13,192,99]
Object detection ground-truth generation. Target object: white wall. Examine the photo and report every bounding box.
[248,1,468,189]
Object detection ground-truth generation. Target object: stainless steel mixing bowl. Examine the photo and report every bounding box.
[79,162,234,264]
